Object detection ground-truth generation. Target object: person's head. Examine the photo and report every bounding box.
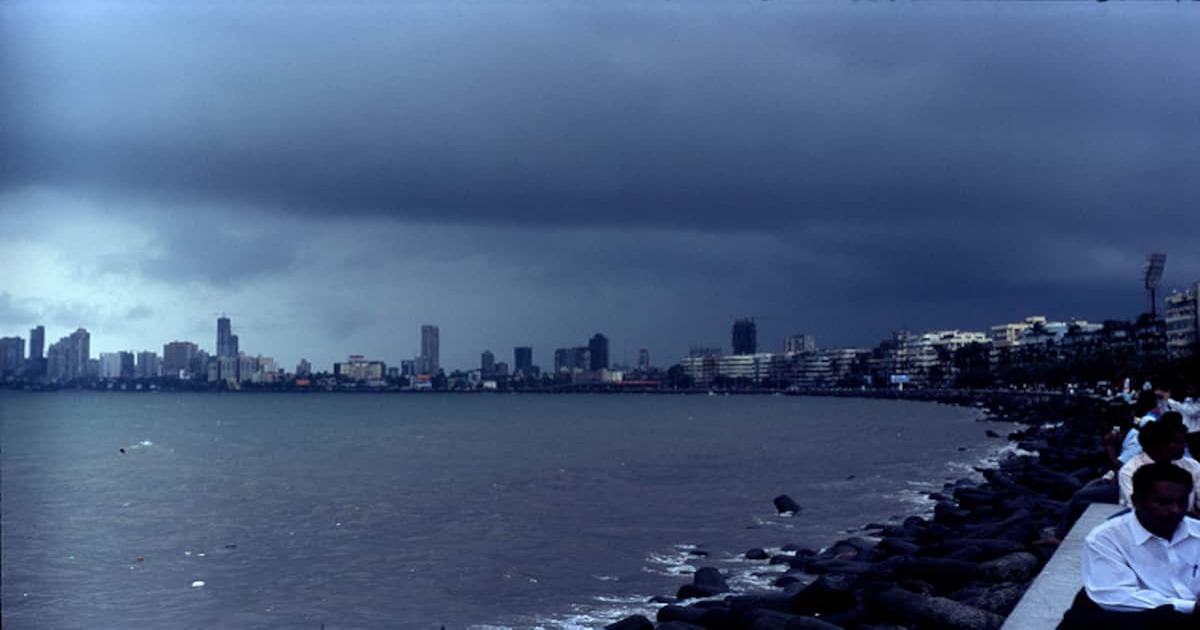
[1132,462,1194,539]
[1134,390,1159,417]
[1137,420,1187,463]
[1155,381,1176,402]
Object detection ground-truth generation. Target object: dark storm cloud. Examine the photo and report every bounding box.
[6,3,1196,233]
[3,2,1198,359]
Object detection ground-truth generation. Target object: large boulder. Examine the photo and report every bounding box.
[732,608,844,630]
[864,587,1003,630]
[604,615,654,630]
[977,552,1040,583]
[676,566,730,599]
[774,495,803,515]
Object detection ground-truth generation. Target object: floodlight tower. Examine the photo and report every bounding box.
[1143,253,1167,318]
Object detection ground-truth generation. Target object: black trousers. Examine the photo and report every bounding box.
[1058,589,1197,629]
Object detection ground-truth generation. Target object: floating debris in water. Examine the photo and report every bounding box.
[191,580,205,588]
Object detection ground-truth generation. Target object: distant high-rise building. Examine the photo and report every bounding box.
[573,347,590,371]
[119,351,136,379]
[400,360,416,377]
[732,318,757,355]
[99,352,124,379]
[296,358,312,377]
[589,333,609,371]
[191,349,210,379]
[638,348,650,370]
[784,334,816,354]
[100,350,134,379]
[1166,281,1200,359]
[514,346,533,375]
[0,336,25,377]
[495,362,509,377]
[554,348,570,373]
[48,328,91,382]
[420,325,440,374]
[28,325,45,377]
[481,350,495,375]
[217,316,240,358]
[136,351,160,379]
[163,341,199,376]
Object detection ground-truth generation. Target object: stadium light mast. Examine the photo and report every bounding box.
[1143,253,1167,318]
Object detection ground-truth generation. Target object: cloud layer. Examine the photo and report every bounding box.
[2,2,1198,369]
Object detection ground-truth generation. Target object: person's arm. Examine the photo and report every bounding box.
[1117,464,1135,507]
[1083,531,1197,613]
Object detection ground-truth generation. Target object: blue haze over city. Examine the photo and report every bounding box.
[1,2,1198,378]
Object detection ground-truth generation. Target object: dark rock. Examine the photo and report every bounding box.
[774,495,803,514]
[802,559,877,576]
[986,430,1002,438]
[946,545,984,562]
[977,552,1040,583]
[864,587,1003,630]
[952,582,1027,616]
[770,553,795,565]
[876,538,920,556]
[676,566,729,599]
[791,573,857,615]
[729,593,794,614]
[746,548,770,560]
[891,557,979,590]
[773,574,805,588]
[657,604,731,627]
[731,608,844,630]
[656,622,707,630]
[933,501,972,523]
[604,615,654,630]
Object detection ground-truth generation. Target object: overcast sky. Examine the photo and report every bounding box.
[2,1,1198,372]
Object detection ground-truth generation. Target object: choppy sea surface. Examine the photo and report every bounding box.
[0,392,1014,629]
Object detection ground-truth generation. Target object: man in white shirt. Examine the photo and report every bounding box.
[1059,463,1200,629]
[1117,415,1200,513]
[1157,382,1200,455]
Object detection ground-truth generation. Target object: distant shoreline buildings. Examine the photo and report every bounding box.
[1,275,1198,392]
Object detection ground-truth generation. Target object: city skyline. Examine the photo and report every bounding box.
[2,3,1198,371]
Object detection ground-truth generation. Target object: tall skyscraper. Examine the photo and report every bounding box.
[481,350,495,375]
[217,316,237,358]
[28,325,45,377]
[69,328,90,380]
[216,316,238,355]
[732,318,757,355]
[0,336,24,377]
[513,346,533,375]
[589,333,609,371]
[638,348,650,370]
[420,325,440,374]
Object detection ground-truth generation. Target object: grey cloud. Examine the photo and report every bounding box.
[5,5,1196,237]
[0,292,40,327]
[2,3,1198,366]
[125,304,153,320]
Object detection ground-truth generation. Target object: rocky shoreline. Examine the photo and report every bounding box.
[604,392,1120,630]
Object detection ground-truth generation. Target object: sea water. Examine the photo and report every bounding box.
[0,392,1013,629]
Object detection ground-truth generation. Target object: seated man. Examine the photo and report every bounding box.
[1117,414,1200,513]
[1059,463,1200,629]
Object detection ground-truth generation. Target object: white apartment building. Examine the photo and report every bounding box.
[1166,282,1200,359]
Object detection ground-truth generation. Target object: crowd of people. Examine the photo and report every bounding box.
[1056,381,1200,628]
